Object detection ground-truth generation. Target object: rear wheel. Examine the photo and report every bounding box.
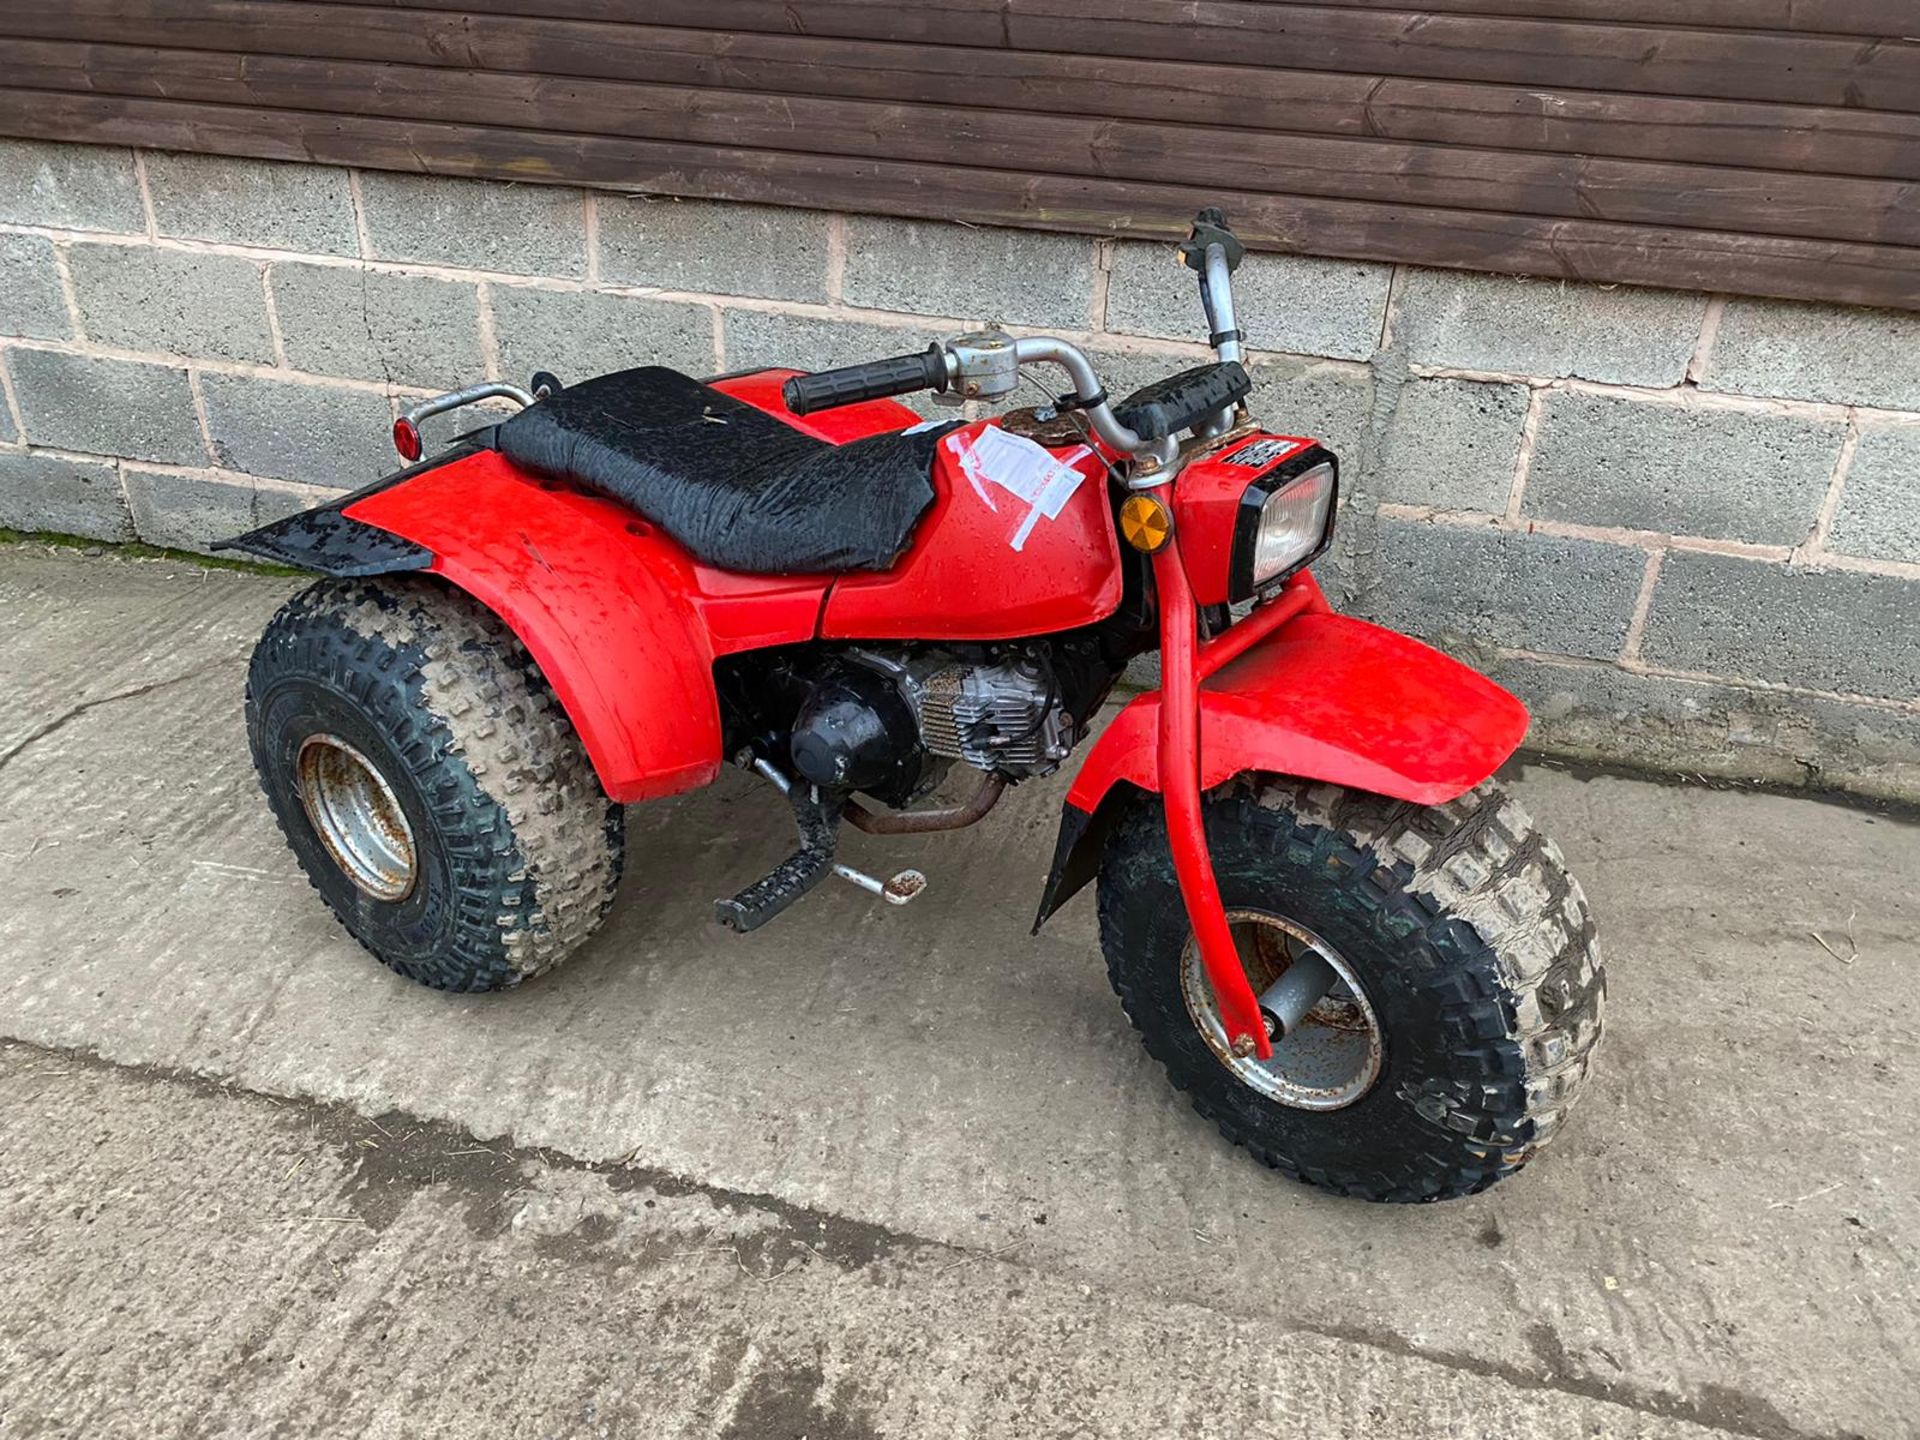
[246,576,624,991]
[1098,776,1603,1201]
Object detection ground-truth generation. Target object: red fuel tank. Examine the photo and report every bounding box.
[708,372,1124,643]
[820,419,1123,641]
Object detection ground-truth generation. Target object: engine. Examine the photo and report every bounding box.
[785,646,1079,796]
[879,651,1076,776]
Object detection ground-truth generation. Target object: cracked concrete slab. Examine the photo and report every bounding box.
[2,1042,1741,1440]
[1,544,1916,1438]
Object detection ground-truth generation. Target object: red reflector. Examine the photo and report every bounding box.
[392,417,423,462]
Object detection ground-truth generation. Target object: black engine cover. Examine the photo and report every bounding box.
[788,666,923,801]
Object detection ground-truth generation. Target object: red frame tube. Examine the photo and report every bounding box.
[1152,536,1273,1062]
[1197,581,1315,681]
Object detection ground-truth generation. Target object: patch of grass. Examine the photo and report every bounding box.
[0,527,305,578]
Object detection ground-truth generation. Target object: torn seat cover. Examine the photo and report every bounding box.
[496,366,947,574]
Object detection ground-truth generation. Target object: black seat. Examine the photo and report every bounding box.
[497,367,950,574]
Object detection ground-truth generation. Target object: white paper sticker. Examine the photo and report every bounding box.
[946,428,1090,551]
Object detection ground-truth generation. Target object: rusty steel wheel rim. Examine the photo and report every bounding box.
[1180,910,1384,1111]
[295,734,418,902]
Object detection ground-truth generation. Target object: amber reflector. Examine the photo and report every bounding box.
[1119,494,1173,553]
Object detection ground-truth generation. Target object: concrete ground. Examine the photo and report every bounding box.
[0,544,1914,1440]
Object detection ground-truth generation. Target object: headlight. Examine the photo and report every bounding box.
[1231,454,1337,599]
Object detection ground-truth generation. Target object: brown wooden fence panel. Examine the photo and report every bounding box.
[2,1,1916,308]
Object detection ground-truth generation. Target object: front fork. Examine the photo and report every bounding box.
[1150,538,1327,1063]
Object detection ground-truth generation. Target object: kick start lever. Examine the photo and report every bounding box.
[833,862,928,906]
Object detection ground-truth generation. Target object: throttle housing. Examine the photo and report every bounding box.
[782,345,949,415]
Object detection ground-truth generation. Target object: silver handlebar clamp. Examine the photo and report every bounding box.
[941,329,1177,474]
[937,212,1246,475]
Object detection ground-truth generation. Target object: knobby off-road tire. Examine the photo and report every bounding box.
[1098,776,1604,1202]
[246,576,625,991]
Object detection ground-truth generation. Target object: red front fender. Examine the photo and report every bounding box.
[1036,595,1530,930]
[1070,612,1530,815]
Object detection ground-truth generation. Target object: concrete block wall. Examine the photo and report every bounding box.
[3,139,1918,798]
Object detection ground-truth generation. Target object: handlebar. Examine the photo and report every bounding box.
[1111,361,1251,443]
[1179,208,1247,435]
[776,332,1224,471]
[782,344,949,415]
[773,206,1249,467]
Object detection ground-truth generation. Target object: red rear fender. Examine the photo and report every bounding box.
[224,370,911,804]
[305,450,827,804]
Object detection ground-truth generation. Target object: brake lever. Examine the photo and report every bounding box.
[1179,208,1245,274]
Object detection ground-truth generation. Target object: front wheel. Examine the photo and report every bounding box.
[1098,776,1603,1202]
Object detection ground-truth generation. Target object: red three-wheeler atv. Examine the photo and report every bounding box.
[226,209,1604,1202]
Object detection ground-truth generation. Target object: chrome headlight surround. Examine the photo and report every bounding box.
[1229,446,1339,601]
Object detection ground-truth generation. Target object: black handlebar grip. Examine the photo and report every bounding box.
[782,345,947,415]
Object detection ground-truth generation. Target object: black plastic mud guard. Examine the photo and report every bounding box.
[211,444,491,575]
[217,506,435,577]
[1031,788,1149,934]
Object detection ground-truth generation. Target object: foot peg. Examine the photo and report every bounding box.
[714,759,928,932]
